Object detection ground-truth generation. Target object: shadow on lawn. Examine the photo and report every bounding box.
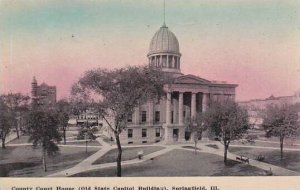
[0,162,39,177]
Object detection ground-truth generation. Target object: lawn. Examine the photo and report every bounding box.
[73,149,267,177]
[93,146,165,165]
[231,140,300,149]
[0,145,97,177]
[7,135,30,144]
[63,140,101,146]
[229,147,300,172]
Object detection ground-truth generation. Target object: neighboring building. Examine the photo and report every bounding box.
[239,91,300,129]
[31,77,57,106]
[74,109,101,126]
[112,23,238,144]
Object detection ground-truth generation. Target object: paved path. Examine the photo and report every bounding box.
[5,134,300,177]
[48,140,175,177]
[230,144,300,151]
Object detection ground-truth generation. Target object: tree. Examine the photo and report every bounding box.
[72,66,167,176]
[1,93,30,138]
[0,97,15,148]
[204,100,249,164]
[262,104,299,159]
[26,107,61,171]
[55,99,71,144]
[184,113,206,154]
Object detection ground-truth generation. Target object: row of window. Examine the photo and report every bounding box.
[127,111,161,123]
[127,128,160,138]
[127,110,189,123]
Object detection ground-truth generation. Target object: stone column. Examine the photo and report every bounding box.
[166,92,171,125]
[166,55,169,68]
[173,98,178,124]
[202,93,209,112]
[134,106,140,125]
[148,100,154,125]
[178,92,184,125]
[191,92,196,119]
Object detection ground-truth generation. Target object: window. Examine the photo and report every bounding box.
[155,128,160,137]
[171,111,174,124]
[142,129,147,137]
[141,111,147,122]
[128,129,133,138]
[155,111,160,122]
[127,113,132,122]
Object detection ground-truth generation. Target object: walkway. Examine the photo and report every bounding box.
[48,137,300,177]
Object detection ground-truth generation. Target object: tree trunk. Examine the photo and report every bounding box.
[115,133,122,177]
[63,129,66,145]
[280,136,284,160]
[1,138,6,149]
[224,141,229,164]
[15,125,20,139]
[194,141,197,154]
[42,147,47,172]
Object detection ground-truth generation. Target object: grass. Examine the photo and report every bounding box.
[7,135,30,144]
[229,147,300,172]
[73,149,267,177]
[62,140,101,146]
[181,146,201,150]
[206,144,219,149]
[93,146,165,165]
[0,145,97,177]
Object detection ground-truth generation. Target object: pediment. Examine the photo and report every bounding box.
[174,74,211,85]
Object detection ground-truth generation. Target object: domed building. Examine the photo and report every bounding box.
[118,23,238,144]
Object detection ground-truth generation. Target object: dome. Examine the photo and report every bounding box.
[148,24,180,55]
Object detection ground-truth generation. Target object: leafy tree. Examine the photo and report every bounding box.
[0,97,15,148]
[77,123,98,140]
[26,107,61,171]
[204,100,249,164]
[55,99,71,144]
[72,66,167,176]
[262,104,299,159]
[1,93,30,139]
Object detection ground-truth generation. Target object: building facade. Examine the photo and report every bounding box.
[115,24,238,144]
[31,77,57,106]
[239,91,300,129]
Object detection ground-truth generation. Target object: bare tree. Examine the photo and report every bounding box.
[204,100,249,164]
[72,66,168,176]
[184,113,205,154]
[262,104,299,159]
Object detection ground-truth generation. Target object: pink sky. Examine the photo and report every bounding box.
[0,0,299,101]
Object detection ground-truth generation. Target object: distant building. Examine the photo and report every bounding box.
[31,77,57,106]
[238,91,300,129]
[75,109,101,126]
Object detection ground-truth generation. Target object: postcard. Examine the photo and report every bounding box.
[0,0,299,190]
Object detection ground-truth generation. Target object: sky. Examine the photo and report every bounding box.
[0,0,299,101]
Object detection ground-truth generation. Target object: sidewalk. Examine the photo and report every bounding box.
[48,139,300,177]
[48,141,175,177]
